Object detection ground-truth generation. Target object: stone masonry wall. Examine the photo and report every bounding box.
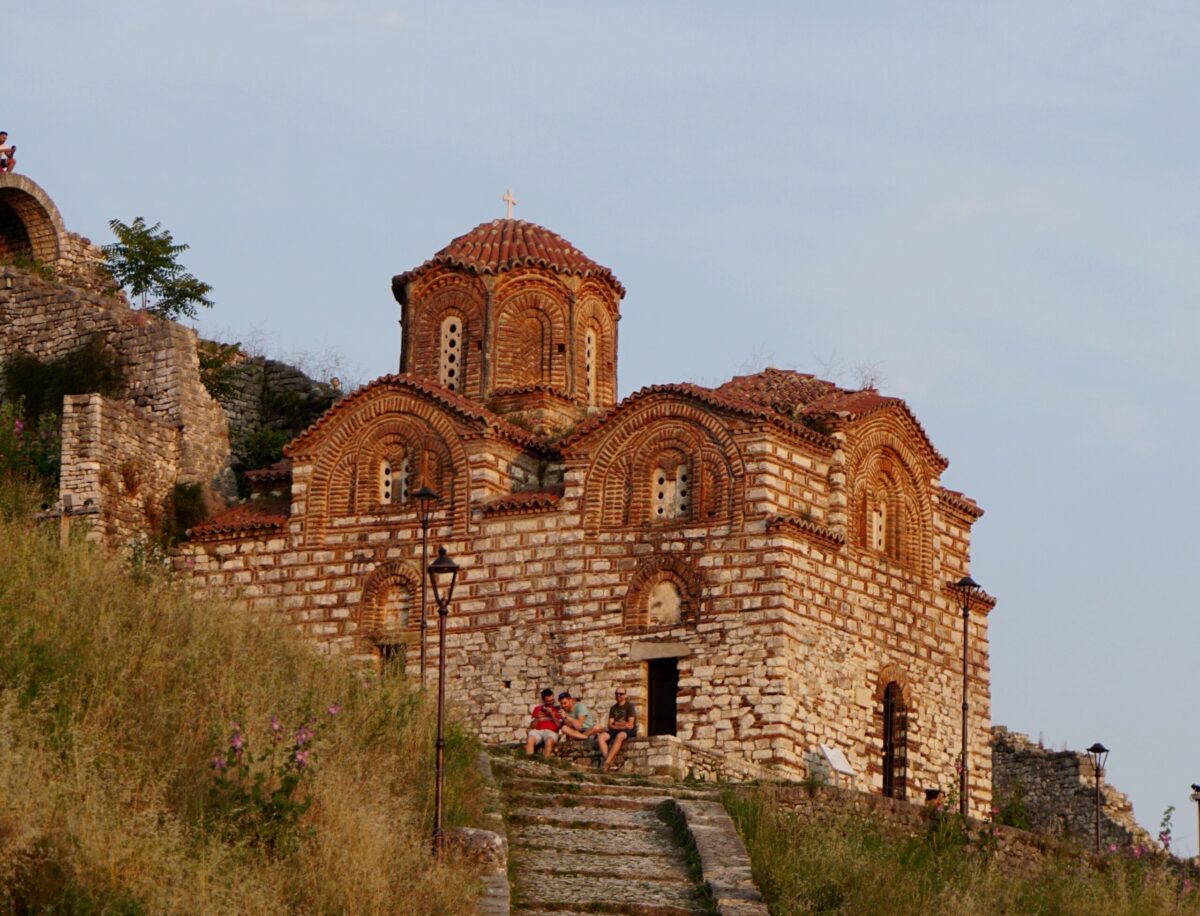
[1,265,233,538]
[177,412,995,817]
[218,355,337,463]
[992,726,1152,850]
[60,393,180,545]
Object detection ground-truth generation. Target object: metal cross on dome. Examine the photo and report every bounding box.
[502,188,517,219]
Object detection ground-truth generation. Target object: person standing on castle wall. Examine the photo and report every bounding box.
[524,687,562,758]
[557,691,603,742]
[597,687,638,770]
[0,133,15,174]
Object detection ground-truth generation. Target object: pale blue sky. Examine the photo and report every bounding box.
[11,1,1200,853]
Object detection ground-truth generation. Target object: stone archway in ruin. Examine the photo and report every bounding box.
[0,175,66,265]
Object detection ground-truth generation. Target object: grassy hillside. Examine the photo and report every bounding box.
[727,789,1200,915]
[0,485,485,914]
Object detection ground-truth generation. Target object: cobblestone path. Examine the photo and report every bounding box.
[493,754,719,915]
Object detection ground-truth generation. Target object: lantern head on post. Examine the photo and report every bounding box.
[414,486,439,528]
[1087,742,1109,776]
[428,546,459,612]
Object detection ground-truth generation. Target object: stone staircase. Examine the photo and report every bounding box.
[492,753,720,914]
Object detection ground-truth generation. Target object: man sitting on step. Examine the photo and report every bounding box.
[556,691,604,745]
[597,687,638,770]
[524,687,562,758]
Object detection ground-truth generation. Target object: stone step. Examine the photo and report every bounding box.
[511,823,680,858]
[502,775,720,801]
[508,803,670,830]
[511,875,707,914]
[515,846,690,880]
[512,791,668,812]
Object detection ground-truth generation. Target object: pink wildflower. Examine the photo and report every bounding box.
[327,702,341,717]
[294,749,310,768]
[230,723,244,753]
[295,725,314,747]
[1132,845,1144,859]
[13,419,23,437]
[212,755,227,771]
[270,714,282,735]
[1108,844,1117,853]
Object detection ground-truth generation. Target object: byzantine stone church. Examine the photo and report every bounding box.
[182,217,995,811]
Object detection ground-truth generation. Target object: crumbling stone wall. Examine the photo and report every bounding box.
[60,393,179,544]
[991,726,1152,850]
[219,356,337,463]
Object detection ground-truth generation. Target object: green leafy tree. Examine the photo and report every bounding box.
[103,217,214,321]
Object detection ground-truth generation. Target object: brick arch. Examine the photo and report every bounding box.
[621,554,704,633]
[583,401,745,531]
[0,175,66,265]
[492,279,569,393]
[409,276,486,397]
[574,296,616,407]
[306,392,470,543]
[358,561,424,640]
[874,663,915,708]
[873,663,915,800]
[845,425,934,578]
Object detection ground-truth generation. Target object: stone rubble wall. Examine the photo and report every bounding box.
[218,355,337,463]
[1,265,233,540]
[991,725,1153,850]
[60,393,180,545]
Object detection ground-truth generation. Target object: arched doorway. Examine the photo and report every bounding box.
[882,681,908,799]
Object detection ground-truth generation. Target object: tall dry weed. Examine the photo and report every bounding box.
[0,495,485,914]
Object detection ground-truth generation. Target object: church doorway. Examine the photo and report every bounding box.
[646,658,678,736]
[882,681,908,799]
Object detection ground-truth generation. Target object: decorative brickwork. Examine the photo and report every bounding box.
[167,216,997,816]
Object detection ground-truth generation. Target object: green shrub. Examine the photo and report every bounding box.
[3,335,125,421]
[161,482,208,545]
[197,340,242,402]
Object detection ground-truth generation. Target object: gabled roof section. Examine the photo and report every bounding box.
[284,374,557,459]
[717,368,948,472]
[188,498,290,542]
[393,219,625,298]
[558,382,838,454]
[244,458,292,490]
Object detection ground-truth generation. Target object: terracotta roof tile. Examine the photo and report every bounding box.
[480,486,564,516]
[244,458,292,488]
[766,513,846,547]
[716,368,840,415]
[393,219,625,296]
[558,382,837,452]
[188,499,290,541]
[286,374,558,458]
[939,487,985,519]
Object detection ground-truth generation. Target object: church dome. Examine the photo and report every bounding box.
[393,219,624,297]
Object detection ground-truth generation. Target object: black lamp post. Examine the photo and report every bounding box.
[413,486,439,689]
[1190,784,1200,864]
[427,545,459,859]
[950,575,983,817]
[1086,742,1109,855]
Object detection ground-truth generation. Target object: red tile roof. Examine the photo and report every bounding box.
[480,487,564,516]
[557,382,838,453]
[393,219,625,297]
[286,374,558,459]
[188,499,290,541]
[244,458,292,489]
[939,487,984,519]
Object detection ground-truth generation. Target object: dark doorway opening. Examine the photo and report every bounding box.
[882,681,908,800]
[647,658,679,736]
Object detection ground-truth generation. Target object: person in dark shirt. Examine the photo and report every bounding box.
[597,686,637,770]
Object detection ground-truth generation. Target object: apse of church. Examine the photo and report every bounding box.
[182,215,995,816]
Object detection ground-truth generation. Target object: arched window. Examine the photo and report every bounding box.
[882,682,908,800]
[652,463,691,520]
[871,498,887,552]
[585,328,598,406]
[378,456,409,506]
[440,315,463,391]
[646,580,683,627]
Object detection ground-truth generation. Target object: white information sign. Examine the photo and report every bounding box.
[819,743,856,778]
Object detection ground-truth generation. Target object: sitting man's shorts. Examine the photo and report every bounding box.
[606,727,636,741]
[528,729,558,747]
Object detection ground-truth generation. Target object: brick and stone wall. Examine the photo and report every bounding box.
[218,355,337,463]
[991,726,1153,850]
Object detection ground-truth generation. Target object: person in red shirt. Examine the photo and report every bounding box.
[524,687,562,758]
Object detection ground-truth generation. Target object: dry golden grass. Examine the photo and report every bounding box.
[0,497,485,914]
[726,789,1200,915]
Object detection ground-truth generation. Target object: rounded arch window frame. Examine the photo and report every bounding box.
[621,555,704,633]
